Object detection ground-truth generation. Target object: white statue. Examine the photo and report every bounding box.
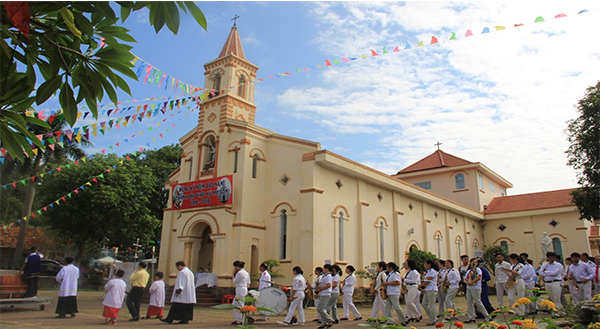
[540,232,552,257]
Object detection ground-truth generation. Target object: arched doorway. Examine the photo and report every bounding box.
[189,222,214,273]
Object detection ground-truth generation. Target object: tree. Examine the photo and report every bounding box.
[406,249,439,273]
[1,2,207,161]
[565,81,600,221]
[38,153,159,264]
[130,144,182,240]
[2,113,89,267]
[481,244,509,273]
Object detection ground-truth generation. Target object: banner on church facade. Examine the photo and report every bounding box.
[171,175,234,210]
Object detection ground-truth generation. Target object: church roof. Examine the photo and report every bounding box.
[396,150,473,174]
[218,26,246,60]
[484,188,577,214]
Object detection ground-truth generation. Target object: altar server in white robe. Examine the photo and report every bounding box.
[370,261,388,318]
[102,269,126,325]
[341,265,362,321]
[55,257,79,318]
[232,260,251,325]
[161,261,196,324]
[278,266,307,325]
[146,272,166,319]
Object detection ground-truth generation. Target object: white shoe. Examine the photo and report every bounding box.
[277,321,290,326]
[293,323,305,326]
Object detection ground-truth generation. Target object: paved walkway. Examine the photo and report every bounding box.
[0,290,557,328]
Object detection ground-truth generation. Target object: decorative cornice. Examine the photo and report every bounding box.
[300,188,324,194]
[232,223,266,230]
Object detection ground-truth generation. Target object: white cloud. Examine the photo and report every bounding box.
[278,2,600,194]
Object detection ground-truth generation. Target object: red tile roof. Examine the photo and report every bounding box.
[397,150,473,174]
[218,27,246,60]
[485,188,577,214]
[0,227,48,249]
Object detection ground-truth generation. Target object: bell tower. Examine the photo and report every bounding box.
[199,24,259,134]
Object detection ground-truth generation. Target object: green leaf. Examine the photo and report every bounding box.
[183,1,207,31]
[6,96,36,113]
[149,2,166,33]
[163,1,181,34]
[72,11,95,36]
[0,124,24,162]
[99,76,118,107]
[120,5,132,22]
[59,7,83,40]
[36,75,63,105]
[59,82,77,126]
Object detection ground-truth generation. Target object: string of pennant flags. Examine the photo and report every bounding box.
[128,8,593,107]
[1,97,201,161]
[1,108,196,229]
[0,8,593,162]
[0,106,196,189]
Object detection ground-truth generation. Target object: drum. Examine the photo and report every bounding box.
[255,287,288,316]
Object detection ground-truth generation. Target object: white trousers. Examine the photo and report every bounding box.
[466,288,489,321]
[523,281,536,313]
[568,282,579,304]
[384,295,407,323]
[342,291,361,318]
[437,290,447,315]
[507,279,525,315]
[284,292,306,324]
[445,287,458,312]
[495,282,507,306]
[577,281,592,302]
[325,293,339,320]
[422,291,437,322]
[314,297,321,320]
[545,281,562,311]
[233,287,248,322]
[405,285,421,319]
[370,293,386,318]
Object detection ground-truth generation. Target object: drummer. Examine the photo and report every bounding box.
[259,263,272,290]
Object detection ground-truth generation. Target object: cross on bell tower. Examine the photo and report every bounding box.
[434,141,443,150]
[231,14,240,27]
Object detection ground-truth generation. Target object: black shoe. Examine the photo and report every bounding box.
[160,318,173,323]
[70,313,76,318]
[326,323,334,328]
[129,317,140,321]
[333,320,339,324]
[178,321,189,324]
[312,319,320,322]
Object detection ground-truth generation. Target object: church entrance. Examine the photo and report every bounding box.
[189,222,214,274]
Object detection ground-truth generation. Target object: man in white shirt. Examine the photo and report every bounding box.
[370,262,387,318]
[582,253,596,270]
[258,263,272,290]
[464,258,491,323]
[593,256,600,296]
[539,252,564,315]
[570,252,594,302]
[494,254,511,307]
[55,257,79,318]
[161,261,197,324]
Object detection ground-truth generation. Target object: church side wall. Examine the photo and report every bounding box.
[484,208,592,263]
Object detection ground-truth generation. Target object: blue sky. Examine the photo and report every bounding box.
[35,1,600,195]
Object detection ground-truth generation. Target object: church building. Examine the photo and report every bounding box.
[158,26,595,287]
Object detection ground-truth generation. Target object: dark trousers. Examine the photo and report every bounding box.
[126,287,144,319]
[25,277,39,297]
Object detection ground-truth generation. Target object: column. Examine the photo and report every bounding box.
[184,242,193,267]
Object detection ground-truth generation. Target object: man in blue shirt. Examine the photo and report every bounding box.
[21,246,43,297]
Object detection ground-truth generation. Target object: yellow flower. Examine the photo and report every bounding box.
[489,322,500,327]
[593,294,600,301]
[541,300,557,312]
[596,304,600,308]
[518,297,532,305]
[523,319,537,329]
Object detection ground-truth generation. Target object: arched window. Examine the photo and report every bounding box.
[379,222,385,260]
[233,149,239,173]
[252,153,259,179]
[456,236,463,259]
[280,210,287,259]
[188,157,193,180]
[202,135,216,170]
[339,212,345,261]
[238,76,245,97]
[552,238,563,264]
[500,241,509,253]
[434,232,443,258]
[473,239,480,251]
[213,73,221,96]
[455,173,465,189]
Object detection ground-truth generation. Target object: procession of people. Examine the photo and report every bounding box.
[12,247,600,326]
